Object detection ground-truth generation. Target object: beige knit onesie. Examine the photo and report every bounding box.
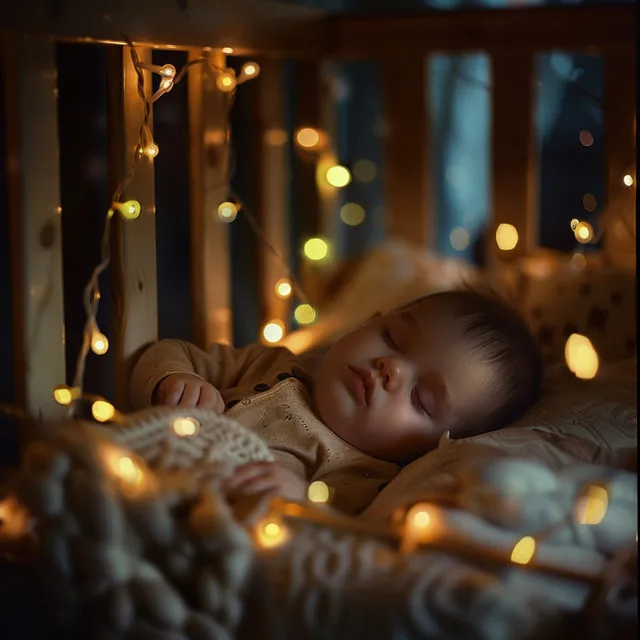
[129,340,399,515]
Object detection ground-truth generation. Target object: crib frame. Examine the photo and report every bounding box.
[1,0,636,419]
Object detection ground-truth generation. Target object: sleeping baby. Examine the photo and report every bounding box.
[130,289,543,515]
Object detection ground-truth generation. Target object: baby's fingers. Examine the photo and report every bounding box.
[177,381,202,408]
[157,378,185,406]
[224,462,273,490]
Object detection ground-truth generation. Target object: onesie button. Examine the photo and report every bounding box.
[253,383,270,392]
[226,400,240,410]
[276,372,292,381]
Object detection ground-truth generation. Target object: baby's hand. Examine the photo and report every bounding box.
[224,462,307,503]
[154,373,225,412]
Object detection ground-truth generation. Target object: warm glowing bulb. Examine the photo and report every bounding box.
[92,400,115,423]
[325,165,351,188]
[275,279,292,299]
[574,221,594,244]
[159,77,174,91]
[221,46,234,54]
[217,201,238,222]
[511,536,536,564]
[623,174,634,187]
[241,62,260,78]
[340,203,366,226]
[173,417,200,437]
[53,385,76,406]
[216,70,237,92]
[449,227,470,251]
[495,224,518,251]
[353,159,377,182]
[412,510,431,528]
[570,218,579,231]
[295,128,320,149]
[255,519,290,548]
[570,252,587,270]
[91,332,109,355]
[303,237,329,261]
[116,456,142,485]
[294,304,317,325]
[564,333,599,379]
[160,64,176,78]
[575,485,608,525]
[579,130,594,147]
[144,143,159,158]
[307,481,330,503]
[115,200,141,220]
[262,321,284,344]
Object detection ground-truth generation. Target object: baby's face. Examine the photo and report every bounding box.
[313,297,496,464]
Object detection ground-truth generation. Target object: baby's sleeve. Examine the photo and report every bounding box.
[129,338,294,409]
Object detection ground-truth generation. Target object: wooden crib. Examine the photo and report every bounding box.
[1,0,635,420]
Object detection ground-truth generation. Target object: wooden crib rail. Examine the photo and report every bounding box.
[329,4,636,57]
[0,0,328,56]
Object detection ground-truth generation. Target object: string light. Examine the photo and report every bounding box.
[339,203,366,226]
[238,62,260,83]
[216,69,237,92]
[115,456,143,486]
[262,320,285,344]
[307,481,330,504]
[275,279,292,299]
[90,332,109,355]
[564,333,599,379]
[221,46,234,54]
[255,518,290,548]
[570,218,580,231]
[53,385,80,406]
[449,227,470,251]
[575,485,609,525]
[403,503,439,544]
[574,221,594,244]
[495,223,519,251]
[139,143,159,159]
[295,127,321,149]
[91,400,116,423]
[353,159,377,182]
[510,536,536,565]
[325,165,351,188]
[582,193,597,213]
[579,130,594,147]
[570,252,587,270]
[56,38,272,407]
[303,237,329,261]
[173,417,200,437]
[159,64,176,78]
[217,201,238,222]
[294,304,317,325]
[623,174,634,187]
[109,200,142,220]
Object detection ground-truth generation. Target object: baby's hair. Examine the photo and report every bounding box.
[407,282,542,437]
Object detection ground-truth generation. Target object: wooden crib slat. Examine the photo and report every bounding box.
[256,57,291,332]
[293,60,325,306]
[490,52,537,262]
[382,57,434,248]
[187,49,232,349]
[107,46,158,409]
[2,38,66,419]
[603,47,636,271]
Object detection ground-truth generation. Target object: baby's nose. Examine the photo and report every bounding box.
[376,357,404,392]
